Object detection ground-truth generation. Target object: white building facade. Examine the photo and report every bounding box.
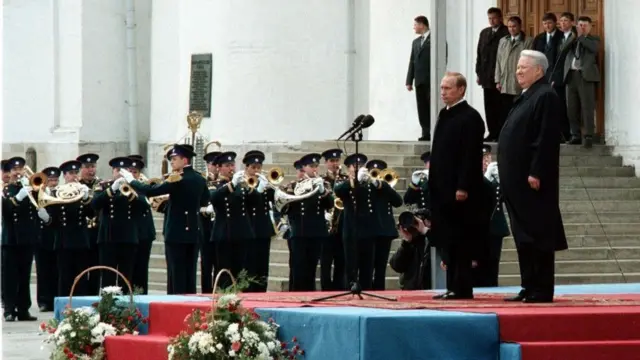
[3,0,639,176]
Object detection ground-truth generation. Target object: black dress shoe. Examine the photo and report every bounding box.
[583,136,593,149]
[504,290,527,302]
[522,295,554,303]
[15,311,37,321]
[441,292,473,300]
[432,291,452,299]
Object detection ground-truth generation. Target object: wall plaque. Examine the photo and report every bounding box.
[188,53,213,117]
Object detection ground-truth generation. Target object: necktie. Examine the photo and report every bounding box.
[420,36,426,46]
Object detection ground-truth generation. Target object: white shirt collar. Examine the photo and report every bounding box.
[423,31,430,38]
[564,31,572,38]
[547,30,556,37]
[446,99,465,110]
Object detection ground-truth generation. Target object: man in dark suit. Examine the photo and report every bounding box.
[564,16,600,149]
[428,72,486,300]
[406,15,432,141]
[475,7,509,141]
[498,50,568,303]
[121,144,210,294]
[531,12,568,140]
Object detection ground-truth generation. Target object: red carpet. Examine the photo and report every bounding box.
[104,290,640,360]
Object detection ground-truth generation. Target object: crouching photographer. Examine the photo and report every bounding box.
[389,210,432,290]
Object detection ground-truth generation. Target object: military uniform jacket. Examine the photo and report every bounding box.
[1,183,42,246]
[92,181,140,244]
[39,190,58,251]
[373,182,403,239]
[130,166,209,244]
[281,180,334,238]
[323,171,349,235]
[486,178,510,238]
[334,179,392,241]
[250,187,276,239]
[80,177,101,244]
[210,178,258,242]
[199,179,217,244]
[403,178,430,210]
[134,194,156,243]
[45,188,93,250]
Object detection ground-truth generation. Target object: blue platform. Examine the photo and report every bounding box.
[53,283,640,360]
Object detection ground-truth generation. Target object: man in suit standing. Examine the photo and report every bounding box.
[498,50,568,303]
[406,15,432,141]
[475,7,509,141]
[429,72,486,300]
[564,16,600,149]
[531,13,569,140]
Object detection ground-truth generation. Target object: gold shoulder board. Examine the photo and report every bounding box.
[166,173,182,183]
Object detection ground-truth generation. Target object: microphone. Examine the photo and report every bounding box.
[337,114,366,140]
[348,115,375,138]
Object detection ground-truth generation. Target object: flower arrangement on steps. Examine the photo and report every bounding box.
[38,266,149,360]
[167,269,305,360]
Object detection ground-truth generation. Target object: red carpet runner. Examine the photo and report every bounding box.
[104,291,640,360]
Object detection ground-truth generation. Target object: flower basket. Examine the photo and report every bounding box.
[39,266,149,360]
[167,269,305,359]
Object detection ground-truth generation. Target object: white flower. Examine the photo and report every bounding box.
[229,350,236,357]
[70,331,76,338]
[133,331,139,336]
[216,294,241,309]
[216,343,223,350]
[100,286,123,295]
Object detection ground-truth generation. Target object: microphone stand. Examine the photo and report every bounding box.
[312,128,396,302]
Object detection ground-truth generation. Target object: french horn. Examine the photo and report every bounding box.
[273,178,322,212]
[37,182,85,208]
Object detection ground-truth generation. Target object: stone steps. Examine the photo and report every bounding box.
[263,163,636,178]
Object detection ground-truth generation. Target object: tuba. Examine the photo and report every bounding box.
[37,183,85,208]
[273,178,322,212]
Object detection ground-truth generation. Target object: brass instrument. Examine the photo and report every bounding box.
[378,169,399,187]
[139,173,149,182]
[369,168,382,180]
[334,198,344,210]
[273,178,322,212]
[147,177,163,186]
[120,183,137,198]
[18,166,47,208]
[412,169,429,181]
[263,167,284,185]
[37,182,85,208]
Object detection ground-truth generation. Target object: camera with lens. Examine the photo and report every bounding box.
[397,209,431,238]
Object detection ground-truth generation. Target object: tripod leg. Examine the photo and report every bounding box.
[361,292,397,302]
[310,291,354,302]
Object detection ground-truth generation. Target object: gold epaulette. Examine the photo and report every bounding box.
[166,173,182,183]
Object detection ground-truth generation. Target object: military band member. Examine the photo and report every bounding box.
[91,157,140,290]
[1,159,10,308]
[199,151,220,294]
[366,159,403,290]
[477,145,510,287]
[278,159,304,291]
[76,153,101,294]
[404,151,431,210]
[1,160,10,184]
[127,156,156,294]
[35,166,61,311]
[335,153,398,290]
[1,157,39,321]
[243,150,275,292]
[42,160,93,297]
[281,153,334,291]
[209,151,259,289]
[121,144,210,294]
[320,148,348,290]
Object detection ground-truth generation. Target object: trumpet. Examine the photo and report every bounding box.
[262,167,284,185]
[334,198,344,210]
[370,168,400,187]
[120,183,137,198]
[18,166,47,208]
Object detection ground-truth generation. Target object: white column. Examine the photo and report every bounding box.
[429,0,448,290]
[53,0,83,131]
